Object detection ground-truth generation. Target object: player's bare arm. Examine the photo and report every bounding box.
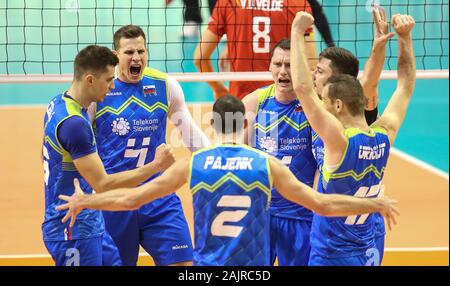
[269,157,399,229]
[242,90,259,145]
[57,158,190,227]
[73,143,175,193]
[193,29,229,99]
[304,33,319,70]
[360,5,395,111]
[290,12,347,165]
[167,75,211,152]
[218,47,230,72]
[374,14,416,145]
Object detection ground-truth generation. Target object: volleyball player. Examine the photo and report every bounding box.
[290,11,416,266]
[90,25,211,266]
[57,95,399,266]
[42,45,174,266]
[239,6,393,265]
[310,6,395,262]
[194,0,317,99]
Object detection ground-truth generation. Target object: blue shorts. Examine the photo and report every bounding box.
[102,232,123,266]
[270,216,312,266]
[309,247,382,266]
[102,193,193,266]
[309,252,367,266]
[375,234,385,264]
[44,232,122,266]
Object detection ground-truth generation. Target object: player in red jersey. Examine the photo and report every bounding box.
[194,0,317,99]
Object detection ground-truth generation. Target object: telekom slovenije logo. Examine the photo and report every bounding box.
[112,118,130,136]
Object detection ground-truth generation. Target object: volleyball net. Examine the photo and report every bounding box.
[0,0,448,82]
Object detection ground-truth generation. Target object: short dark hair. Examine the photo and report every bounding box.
[325,74,366,116]
[212,95,246,134]
[74,45,118,80]
[319,47,359,78]
[270,39,290,60]
[113,25,146,50]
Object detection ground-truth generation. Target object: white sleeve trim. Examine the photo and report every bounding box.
[167,75,211,152]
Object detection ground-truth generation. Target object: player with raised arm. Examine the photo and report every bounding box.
[290,11,415,266]
[237,5,394,266]
[194,0,317,99]
[57,95,399,266]
[309,6,403,263]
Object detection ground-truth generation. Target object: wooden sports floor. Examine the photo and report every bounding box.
[0,104,448,266]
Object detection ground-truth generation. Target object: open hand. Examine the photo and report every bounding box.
[372,5,395,48]
[55,178,86,228]
[377,195,400,231]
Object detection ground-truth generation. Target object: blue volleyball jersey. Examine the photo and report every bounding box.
[313,129,385,239]
[42,94,104,241]
[94,67,169,179]
[253,84,316,220]
[374,212,385,238]
[312,130,324,171]
[190,144,272,266]
[310,126,390,258]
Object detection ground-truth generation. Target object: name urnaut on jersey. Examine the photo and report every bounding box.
[204,156,254,170]
[358,143,387,160]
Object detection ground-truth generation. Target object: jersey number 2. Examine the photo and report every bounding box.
[253,17,271,53]
[211,195,251,238]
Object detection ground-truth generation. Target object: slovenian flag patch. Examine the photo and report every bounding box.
[143,85,157,95]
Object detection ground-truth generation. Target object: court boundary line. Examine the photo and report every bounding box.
[0,104,47,109]
[1,247,448,259]
[384,247,449,252]
[391,148,449,180]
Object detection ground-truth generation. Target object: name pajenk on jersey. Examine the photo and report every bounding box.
[238,0,284,12]
[204,156,254,170]
[358,143,386,160]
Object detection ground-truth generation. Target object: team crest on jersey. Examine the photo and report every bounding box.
[111,117,130,136]
[259,136,278,153]
[294,103,303,113]
[143,85,157,96]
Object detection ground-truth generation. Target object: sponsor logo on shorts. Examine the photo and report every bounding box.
[172,244,189,251]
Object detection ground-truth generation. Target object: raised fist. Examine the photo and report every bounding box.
[154,143,175,172]
[391,14,416,37]
[292,11,314,34]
